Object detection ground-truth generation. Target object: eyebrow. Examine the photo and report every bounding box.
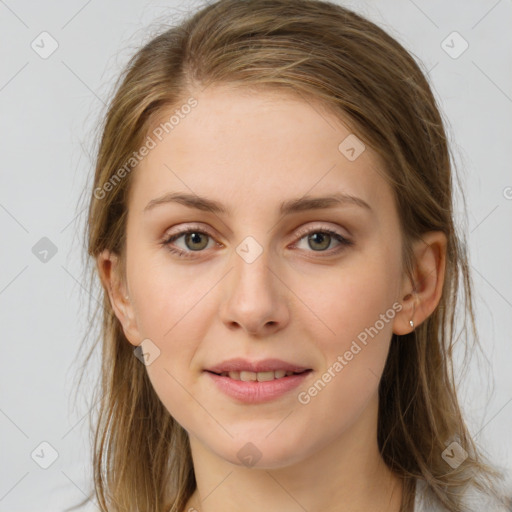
[143,191,372,216]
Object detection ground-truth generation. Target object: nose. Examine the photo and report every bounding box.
[219,245,290,337]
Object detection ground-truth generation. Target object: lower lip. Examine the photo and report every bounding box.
[204,370,312,404]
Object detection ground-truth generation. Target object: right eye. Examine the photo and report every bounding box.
[161,226,219,259]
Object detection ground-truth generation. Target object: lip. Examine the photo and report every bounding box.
[205,358,310,374]
[205,369,312,404]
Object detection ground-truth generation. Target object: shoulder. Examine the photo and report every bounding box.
[413,477,512,512]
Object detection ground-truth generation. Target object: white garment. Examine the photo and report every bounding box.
[413,477,511,511]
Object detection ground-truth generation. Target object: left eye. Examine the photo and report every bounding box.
[294,229,351,252]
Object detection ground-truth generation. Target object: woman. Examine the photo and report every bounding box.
[82,0,509,510]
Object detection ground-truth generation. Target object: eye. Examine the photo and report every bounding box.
[161,226,218,259]
[292,225,353,254]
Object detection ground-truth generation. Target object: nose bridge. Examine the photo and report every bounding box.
[234,243,273,295]
[220,235,289,335]
[231,239,276,308]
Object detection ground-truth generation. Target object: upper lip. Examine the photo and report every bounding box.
[205,358,311,374]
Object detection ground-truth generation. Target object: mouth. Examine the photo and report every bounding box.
[205,369,312,382]
[204,368,313,403]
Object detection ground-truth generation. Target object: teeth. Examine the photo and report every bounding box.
[256,371,276,382]
[218,370,302,381]
[240,371,257,382]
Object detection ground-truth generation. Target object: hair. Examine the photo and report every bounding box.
[76,0,506,511]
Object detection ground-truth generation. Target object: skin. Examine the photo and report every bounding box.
[98,85,446,512]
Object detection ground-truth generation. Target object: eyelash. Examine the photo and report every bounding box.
[161,224,353,259]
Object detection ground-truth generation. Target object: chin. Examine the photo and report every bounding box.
[211,436,313,470]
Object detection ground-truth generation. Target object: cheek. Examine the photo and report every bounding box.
[130,280,210,426]
[295,249,401,348]
[127,247,216,339]
[144,361,204,438]
[334,281,395,350]
[292,250,401,408]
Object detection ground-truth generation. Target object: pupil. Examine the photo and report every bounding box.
[309,232,330,251]
[186,232,208,251]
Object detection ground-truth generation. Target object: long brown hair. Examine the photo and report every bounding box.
[78,1,505,510]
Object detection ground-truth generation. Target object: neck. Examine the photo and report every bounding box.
[182,393,403,512]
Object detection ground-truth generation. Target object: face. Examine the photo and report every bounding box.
[111,85,410,469]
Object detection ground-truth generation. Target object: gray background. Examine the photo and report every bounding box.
[1,0,511,510]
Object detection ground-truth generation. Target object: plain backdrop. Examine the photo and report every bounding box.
[1,0,511,510]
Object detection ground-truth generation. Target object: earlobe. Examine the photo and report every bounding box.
[96,249,141,345]
[393,231,447,335]
[393,290,419,336]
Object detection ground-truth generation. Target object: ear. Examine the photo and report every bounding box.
[96,249,141,346]
[393,231,447,335]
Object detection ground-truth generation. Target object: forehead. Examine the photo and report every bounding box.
[128,85,392,216]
